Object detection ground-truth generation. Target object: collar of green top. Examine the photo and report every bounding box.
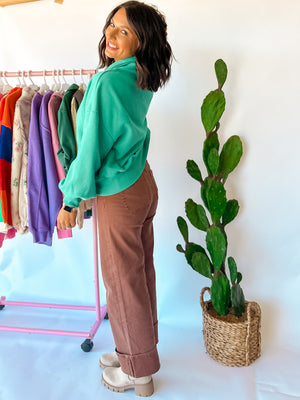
[106,56,136,72]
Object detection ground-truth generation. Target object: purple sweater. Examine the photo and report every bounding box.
[27,90,62,246]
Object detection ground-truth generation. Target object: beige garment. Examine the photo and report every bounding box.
[11,87,37,233]
[76,198,92,229]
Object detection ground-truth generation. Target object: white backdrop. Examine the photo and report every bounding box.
[0,0,299,374]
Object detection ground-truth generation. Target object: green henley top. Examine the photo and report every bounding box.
[59,57,153,207]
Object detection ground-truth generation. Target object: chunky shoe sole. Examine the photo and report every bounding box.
[101,375,154,397]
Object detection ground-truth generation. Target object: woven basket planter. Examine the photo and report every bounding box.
[200,287,261,367]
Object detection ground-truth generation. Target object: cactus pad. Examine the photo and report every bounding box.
[222,199,239,225]
[218,135,243,180]
[191,252,212,278]
[211,272,231,315]
[206,226,226,270]
[231,284,246,317]
[201,89,225,134]
[185,242,208,267]
[205,179,227,224]
[187,159,202,182]
[177,216,189,242]
[185,199,209,232]
[228,256,237,283]
[215,59,228,89]
[203,133,220,175]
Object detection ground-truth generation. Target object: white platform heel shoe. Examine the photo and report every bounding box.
[101,366,154,397]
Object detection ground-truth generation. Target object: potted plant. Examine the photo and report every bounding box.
[176,59,261,367]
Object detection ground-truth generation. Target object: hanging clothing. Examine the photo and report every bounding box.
[57,83,79,176]
[0,70,96,246]
[70,84,92,227]
[11,86,37,234]
[48,92,65,183]
[27,92,47,243]
[70,84,84,151]
[0,92,17,244]
[0,226,16,248]
[40,90,69,242]
[0,87,22,231]
[55,84,91,229]
[28,90,68,246]
[48,92,72,239]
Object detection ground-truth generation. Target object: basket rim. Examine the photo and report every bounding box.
[200,286,261,325]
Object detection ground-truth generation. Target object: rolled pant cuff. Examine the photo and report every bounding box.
[116,346,160,378]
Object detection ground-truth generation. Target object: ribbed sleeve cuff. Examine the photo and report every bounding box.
[31,229,52,246]
[57,228,73,239]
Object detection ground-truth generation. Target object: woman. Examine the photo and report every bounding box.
[57,1,172,396]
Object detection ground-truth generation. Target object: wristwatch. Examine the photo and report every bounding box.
[63,204,73,213]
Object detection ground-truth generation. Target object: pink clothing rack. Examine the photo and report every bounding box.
[0,69,106,352]
[1,69,97,77]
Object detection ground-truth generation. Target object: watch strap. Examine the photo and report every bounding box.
[63,204,73,213]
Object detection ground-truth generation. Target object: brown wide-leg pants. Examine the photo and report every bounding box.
[97,161,160,378]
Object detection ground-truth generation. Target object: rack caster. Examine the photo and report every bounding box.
[104,312,109,319]
[0,305,5,310]
[81,338,94,352]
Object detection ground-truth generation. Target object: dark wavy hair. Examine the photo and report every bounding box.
[98,1,173,92]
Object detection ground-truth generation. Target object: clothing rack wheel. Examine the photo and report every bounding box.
[81,338,94,352]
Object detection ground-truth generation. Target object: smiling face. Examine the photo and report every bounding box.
[105,8,139,62]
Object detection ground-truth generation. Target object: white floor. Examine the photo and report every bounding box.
[0,304,299,400]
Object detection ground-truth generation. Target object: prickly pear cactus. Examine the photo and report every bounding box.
[176,59,245,317]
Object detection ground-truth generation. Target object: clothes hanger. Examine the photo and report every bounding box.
[39,70,50,94]
[2,72,13,94]
[56,69,62,92]
[18,71,26,88]
[27,71,39,91]
[60,69,69,92]
[51,69,61,92]
[72,69,78,85]
[22,71,28,87]
[51,70,58,91]
[16,71,24,88]
[80,69,87,91]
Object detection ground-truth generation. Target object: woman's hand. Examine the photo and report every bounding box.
[57,207,77,230]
